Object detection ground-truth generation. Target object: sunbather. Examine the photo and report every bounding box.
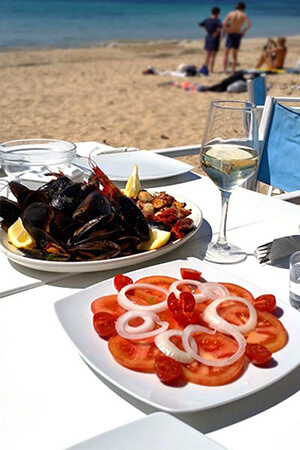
[255,37,287,70]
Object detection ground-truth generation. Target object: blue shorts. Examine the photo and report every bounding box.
[226,33,242,49]
[205,35,220,52]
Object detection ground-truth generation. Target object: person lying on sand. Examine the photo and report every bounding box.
[255,37,287,70]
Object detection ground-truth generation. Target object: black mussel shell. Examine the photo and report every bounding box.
[50,212,76,243]
[72,190,112,223]
[68,240,121,260]
[38,176,73,202]
[22,202,54,234]
[9,181,31,207]
[0,196,21,229]
[118,196,150,241]
[69,213,115,244]
[51,183,89,214]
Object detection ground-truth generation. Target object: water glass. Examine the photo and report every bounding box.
[290,251,300,310]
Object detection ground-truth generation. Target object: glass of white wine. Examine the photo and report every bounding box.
[200,100,259,264]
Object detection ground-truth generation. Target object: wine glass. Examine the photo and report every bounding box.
[200,100,259,264]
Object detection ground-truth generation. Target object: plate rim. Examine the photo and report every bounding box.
[0,194,202,273]
[75,151,194,181]
[54,257,300,413]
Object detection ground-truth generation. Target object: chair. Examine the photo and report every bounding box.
[247,75,266,125]
[247,74,266,106]
[247,96,300,203]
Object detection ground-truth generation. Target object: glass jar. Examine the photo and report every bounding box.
[0,139,83,189]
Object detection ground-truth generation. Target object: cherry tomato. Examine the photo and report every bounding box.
[108,335,160,373]
[93,312,116,338]
[180,292,196,312]
[245,343,272,365]
[155,355,183,384]
[114,274,133,291]
[180,268,202,281]
[91,294,126,319]
[253,294,276,313]
[168,292,182,314]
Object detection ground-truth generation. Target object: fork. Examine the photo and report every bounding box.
[255,242,273,264]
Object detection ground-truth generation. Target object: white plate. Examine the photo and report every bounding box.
[75,150,194,181]
[54,257,300,413]
[0,196,202,273]
[66,412,227,450]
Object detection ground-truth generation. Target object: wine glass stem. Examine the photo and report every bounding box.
[216,190,231,247]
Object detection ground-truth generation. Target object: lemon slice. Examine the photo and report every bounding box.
[137,228,171,251]
[7,217,36,249]
[124,164,141,198]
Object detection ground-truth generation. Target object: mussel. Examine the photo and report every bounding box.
[0,196,21,229]
[72,190,112,223]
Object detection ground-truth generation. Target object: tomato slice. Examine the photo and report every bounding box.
[136,275,178,290]
[108,334,160,373]
[220,283,255,303]
[155,355,183,384]
[91,294,126,319]
[182,356,245,386]
[93,312,116,338]
[180,268,202,281]
[114,274,133,291]
[171,331,244,386]
[253,294,276,313]
[245,343,272,365]
[217,303,287,353]
[124,276,177,309]
[246,310,287,353]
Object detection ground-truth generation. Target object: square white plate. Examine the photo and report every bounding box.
[75,150,194,181]
[54,257,300,413]
[66,412,227,450]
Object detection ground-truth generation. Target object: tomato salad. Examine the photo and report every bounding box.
[91,269,287,386]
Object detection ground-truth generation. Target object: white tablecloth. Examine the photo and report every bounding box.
[0,175,299,450]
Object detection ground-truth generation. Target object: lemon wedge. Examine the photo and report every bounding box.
[124,164,141,198]
[137,228,171,251]
[7,217,36,249]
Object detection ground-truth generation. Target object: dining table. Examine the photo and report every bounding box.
[0,170,299,450]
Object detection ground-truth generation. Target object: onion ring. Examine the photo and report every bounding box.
[169,280,229,303]
[154,329,197,364]
[116,310,169,340]
[202,296,257,335]
[117,283,169,312]
[182,324,246,367]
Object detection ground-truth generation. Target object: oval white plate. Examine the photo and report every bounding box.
[0,195,202,273]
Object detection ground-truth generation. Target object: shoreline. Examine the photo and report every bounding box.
[1,34,300,54]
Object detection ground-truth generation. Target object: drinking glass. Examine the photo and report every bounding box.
[200,100,259,264]
[290,251,300,310]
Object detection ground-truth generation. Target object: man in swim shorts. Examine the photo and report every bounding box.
[223,2,251,74]
[199,7,222,73]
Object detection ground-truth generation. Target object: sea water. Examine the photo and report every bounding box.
[1,0,300,49]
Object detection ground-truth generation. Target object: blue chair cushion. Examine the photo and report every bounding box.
[258,101,300,192]
[253,76,266,106]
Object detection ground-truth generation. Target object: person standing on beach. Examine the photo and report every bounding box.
[223,2,251,74]
[199,7,222,74]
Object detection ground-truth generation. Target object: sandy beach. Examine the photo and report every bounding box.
[0,36,299,165]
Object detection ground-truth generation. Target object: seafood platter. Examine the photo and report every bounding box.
[0,164,202,272]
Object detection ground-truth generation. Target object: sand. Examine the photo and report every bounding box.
[0,36,299,169]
